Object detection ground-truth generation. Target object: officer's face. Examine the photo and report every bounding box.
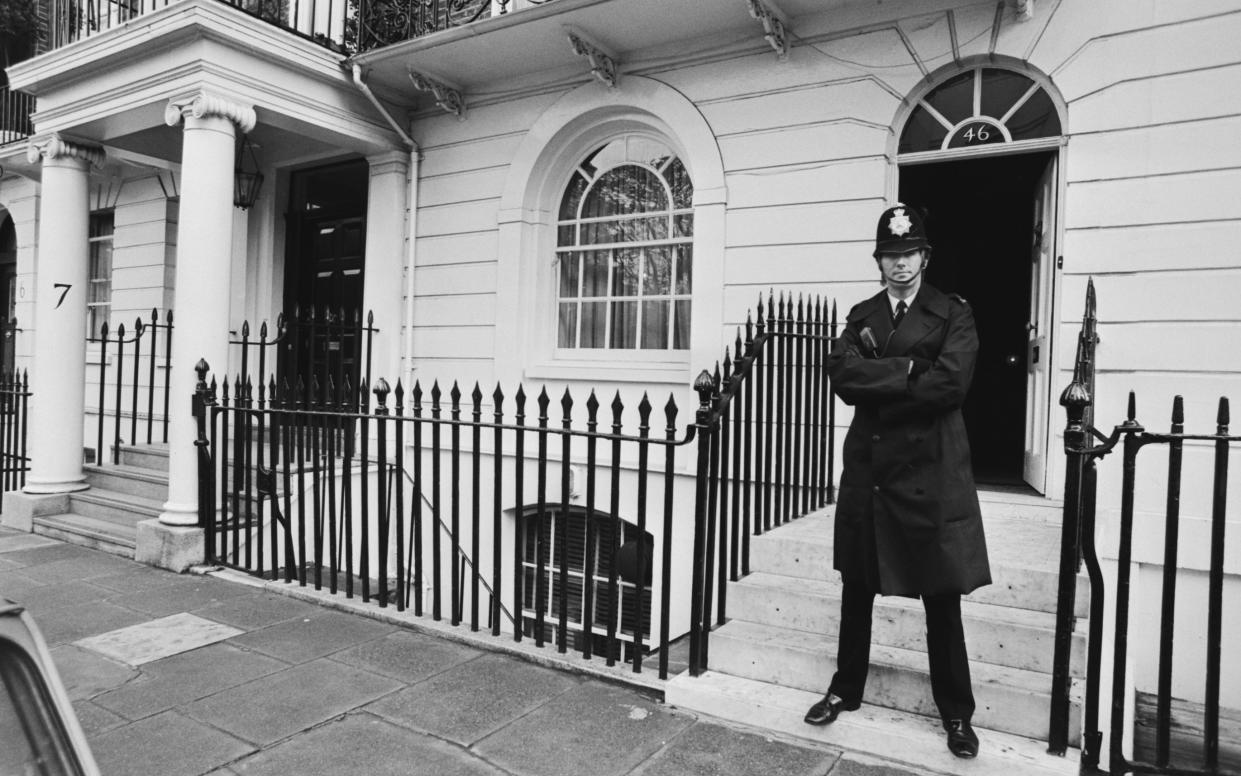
[876,249,927,289]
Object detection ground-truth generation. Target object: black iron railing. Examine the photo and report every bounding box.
[195,292,838,680]
[0,370,32,511]
[43,0,527,54]
[0,85,34,148]
[89,309,173,464]
[687,292,837,674]
[1055,281,1238,774]
[230,307,377,403]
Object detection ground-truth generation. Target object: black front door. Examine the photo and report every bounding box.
[283,160,369,392]
[899,151,1053,485]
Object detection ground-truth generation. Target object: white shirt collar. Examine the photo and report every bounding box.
[887,291,917,315]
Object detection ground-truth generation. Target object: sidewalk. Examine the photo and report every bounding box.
[0,527,924,776]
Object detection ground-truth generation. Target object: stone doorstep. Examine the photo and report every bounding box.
[665,671,1080,776]
[727,571,1087,676]
[707,618,1083,744]
[33,513,136,558]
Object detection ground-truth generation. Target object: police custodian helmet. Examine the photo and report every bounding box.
[873,203,931,258]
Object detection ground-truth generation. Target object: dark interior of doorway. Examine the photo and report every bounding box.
[282,159,369,390]
[899,151,1054,486]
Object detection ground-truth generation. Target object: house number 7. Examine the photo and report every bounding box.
[53,283,72,309]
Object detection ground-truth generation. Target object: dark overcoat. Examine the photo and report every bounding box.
[827,283,991,597]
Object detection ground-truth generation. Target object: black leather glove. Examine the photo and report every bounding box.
[910,357,932,378]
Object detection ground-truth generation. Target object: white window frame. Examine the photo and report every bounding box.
[86,211,114,341]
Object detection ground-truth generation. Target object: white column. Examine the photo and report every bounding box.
[159,92,256,526]
[23,136,104,494]
[361,151,410,385]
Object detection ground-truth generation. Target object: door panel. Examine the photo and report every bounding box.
[1023,158,1058,492]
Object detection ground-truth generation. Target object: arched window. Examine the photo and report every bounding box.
[555,135,693,353]
[899,67,1061,154]
[521,506,652,659]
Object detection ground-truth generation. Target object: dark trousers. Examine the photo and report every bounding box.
[827,580,976,723]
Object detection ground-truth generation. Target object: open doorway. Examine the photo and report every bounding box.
[899,151,1056,489]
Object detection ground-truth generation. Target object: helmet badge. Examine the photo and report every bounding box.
[887,208,913,237]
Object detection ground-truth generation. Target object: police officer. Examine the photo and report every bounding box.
[804,204,991,759]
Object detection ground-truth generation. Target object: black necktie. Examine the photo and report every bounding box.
[894,300,907,328]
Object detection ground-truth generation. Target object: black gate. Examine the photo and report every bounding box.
[1052,281,1237,774]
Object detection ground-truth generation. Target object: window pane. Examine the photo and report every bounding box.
[1006,88,1061,140]
[673,213,693,238]
[628,136,671,170]
[558,252,580,297]
[609,301,637,349]
[899,105,949,153]
[557,225,576,246]
[641,301,669,350]
[581,166,667,218]
[581,216,667,245]
[980,68,1036,120]
[612,249,640,297]
[643,247,671,296]
[581,251,609,297]
[924,69,975,126]
[559,171,589,221]
[663,157,693,209]
[558,303,578,348]
[675,245,692,294]
[673,300,691,349]
[581,301,606,348]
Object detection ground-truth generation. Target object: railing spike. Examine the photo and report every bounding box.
[611,390,624,417]
[561,386,573,413]
[1172,395,1184,426]
[586,389,599,415]
[241,320,249,337]
[1127,391,1136,422]
[493,382,504,405]
[260,320,268,338]
[117,323,125,337]
[638,392,652,421]
[166,309,174,325]
[664,393,678,424]
[1218,396,1230,427]
[451,381,462,403]
[473,382,484,404]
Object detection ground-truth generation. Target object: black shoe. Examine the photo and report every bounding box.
[944,719,979,758]
[804,693,860,725]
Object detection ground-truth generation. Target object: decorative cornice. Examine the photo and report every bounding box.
[566,28,618,88]
[745,0,789,60]
[25,135,106,167]
[164,91,257,132]
[408,71,465,119]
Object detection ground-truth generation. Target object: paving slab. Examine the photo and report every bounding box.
[71,700,129,737]
[75,612,243,665]
[0,533,61,554]
[34,599,152,646]
[227,608,397,663]
[90,710,255,776]
[329,630,483,684]
[0,542,101,566]
[475,682,693,776]
[48,644,140,700]
[226,712,508,776]
[367,652,579,746]
[185,657,402,746]
[107,576,256,616]
[93,642,288,721]
[635,720,840,776]
[193,591,323,630]
[2,579,115,612]
[89,565,205,593]
[18,553,137,583]
[833,753,932,775]
[0,568,48,600]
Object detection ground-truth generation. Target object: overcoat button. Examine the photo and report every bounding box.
[872,485,880,493]
[871,435,880,442]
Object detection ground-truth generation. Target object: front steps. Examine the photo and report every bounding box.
[666,502,1086,772]
[31,445,168,557]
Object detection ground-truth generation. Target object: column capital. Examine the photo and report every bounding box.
[25,134,105,167]
[164,91,257,133]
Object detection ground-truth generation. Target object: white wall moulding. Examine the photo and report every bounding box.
[565,26,618,88]
[745,0,789,61]
[25,135,105,168]
[163,92,257,134]
[408,71,466,118]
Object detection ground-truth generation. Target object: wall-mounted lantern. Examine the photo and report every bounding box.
[233,134,263,210]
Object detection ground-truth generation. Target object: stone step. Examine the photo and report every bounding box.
[32,512,135,558]
[68,488,162,526]
[664,671,1079,776]
[747,513,1089,618]
[728,571,1086,677]
[116,443,168,472]
[83,463,168,502]
[707,618,1081,744]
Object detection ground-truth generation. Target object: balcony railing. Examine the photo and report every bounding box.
[0,86,35,148]
[43,0,532,54]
